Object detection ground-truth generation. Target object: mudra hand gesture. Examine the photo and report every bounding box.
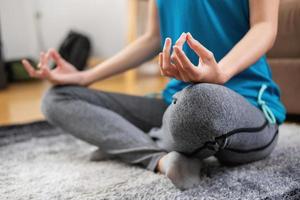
[159,32,227,84]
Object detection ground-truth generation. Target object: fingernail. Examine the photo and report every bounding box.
[164,38,170,45]
[164,38,167,44]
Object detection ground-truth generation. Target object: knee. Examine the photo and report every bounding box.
[171,83,229,110]
[165,84,231,145]
[41,86,74,123]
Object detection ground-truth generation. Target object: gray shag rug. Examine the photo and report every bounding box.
[0,121,300,200]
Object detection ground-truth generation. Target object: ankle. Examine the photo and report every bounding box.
[156,155,167,174]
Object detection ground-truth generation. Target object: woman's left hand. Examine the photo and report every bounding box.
[159,32,227,84]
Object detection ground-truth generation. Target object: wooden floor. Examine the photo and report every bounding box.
[0,72,168,125]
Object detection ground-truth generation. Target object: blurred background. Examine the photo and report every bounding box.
[0,0,168,125]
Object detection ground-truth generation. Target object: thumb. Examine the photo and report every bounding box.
[187,32,214,61]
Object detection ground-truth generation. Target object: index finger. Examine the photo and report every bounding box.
[187,32,214,60]
[175,32,187,49]
[49,48,64,66]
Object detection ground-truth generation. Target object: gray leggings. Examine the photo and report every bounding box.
[41,83,278,171]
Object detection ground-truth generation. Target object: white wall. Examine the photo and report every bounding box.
[0,0,128,61]
[0,0,39,60]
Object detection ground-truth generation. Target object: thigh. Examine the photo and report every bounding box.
[44,85,168,132]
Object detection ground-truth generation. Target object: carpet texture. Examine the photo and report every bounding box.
[0,121,300,200]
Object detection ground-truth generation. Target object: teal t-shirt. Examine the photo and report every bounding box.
[156,0,286,124]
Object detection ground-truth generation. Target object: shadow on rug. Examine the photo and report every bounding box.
[0,121,300,200]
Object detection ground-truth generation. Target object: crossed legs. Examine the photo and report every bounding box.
[41,83,278,189]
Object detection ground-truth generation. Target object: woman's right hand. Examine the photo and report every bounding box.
[22,49,88,86]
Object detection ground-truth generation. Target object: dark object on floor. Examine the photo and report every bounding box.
[286,114,300,123]
[0,121,299,199]
[5,59,37,82]
[58,31,91,71]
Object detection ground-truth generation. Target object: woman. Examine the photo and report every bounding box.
[22,0,285,190]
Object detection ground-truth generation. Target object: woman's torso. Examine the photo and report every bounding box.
[156,0,286,124]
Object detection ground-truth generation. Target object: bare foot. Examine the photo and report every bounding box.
[157,151,201,190]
